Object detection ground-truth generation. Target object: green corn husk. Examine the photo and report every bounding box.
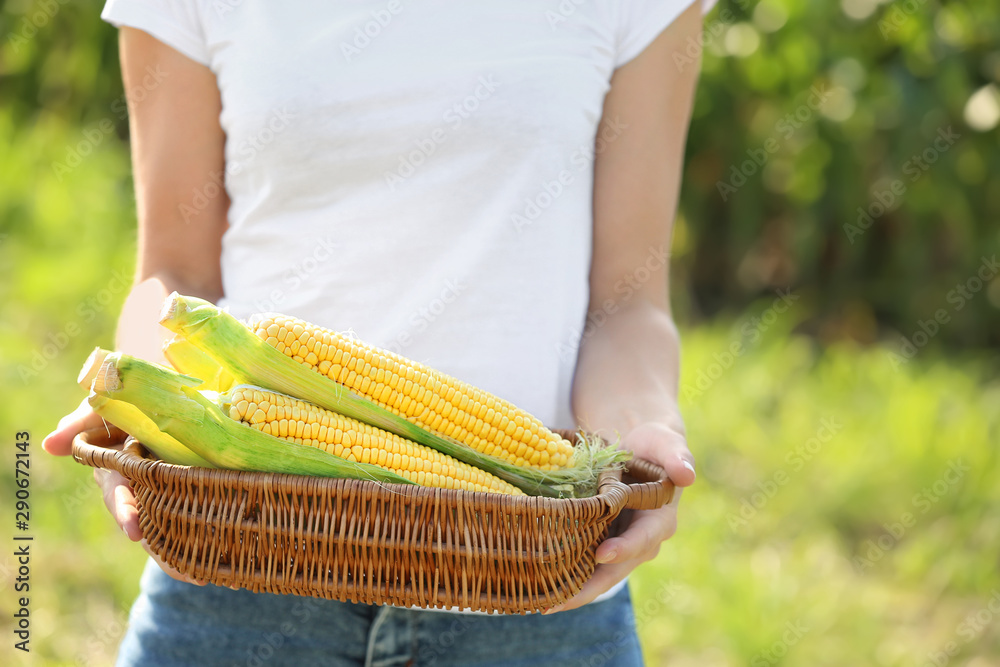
[163,335,234,391]
[78,347,112,391]
[78,347,214,467]
[158,293,629,497]
[87,393,215,467]
[91,352,414,486]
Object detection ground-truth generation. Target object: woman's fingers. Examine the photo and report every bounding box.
[42,397,105,457]
[543,421,694,614]
[93,467,210,586]
[623,422,696,488]
[545,559,638,613]
[94,467,143,541]
[547,490,683,614]
[596,497,680,565]
[660,452,696,488]
[45,380,217,591]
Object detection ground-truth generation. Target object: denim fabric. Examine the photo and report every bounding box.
[116,558,643,667]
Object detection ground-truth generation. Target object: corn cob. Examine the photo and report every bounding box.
[78,348,214,467]
[86,393,216,468]
[246,314,575,471]
[163,335,234,391]
[91,352,413,485]
[220,385,522,495]
[160,293,627,497]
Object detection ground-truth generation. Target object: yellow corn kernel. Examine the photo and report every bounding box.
[226,385,522,495]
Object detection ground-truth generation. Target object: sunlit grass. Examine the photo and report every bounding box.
[632,326,999,666]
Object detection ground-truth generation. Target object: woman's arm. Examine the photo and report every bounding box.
[113,25,229,365]
[43,28,228,576]
[551,2,702,612]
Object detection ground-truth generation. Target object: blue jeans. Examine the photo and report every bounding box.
[116,559,643,666]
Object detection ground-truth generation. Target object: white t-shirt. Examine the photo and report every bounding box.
[103,0,702,609]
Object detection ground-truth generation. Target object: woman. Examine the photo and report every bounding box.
[44,1,702,664]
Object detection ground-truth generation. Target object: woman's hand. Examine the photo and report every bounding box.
[42,398,208,586]
[555,1,703,614]
[40,397,144,544]
[544,421,695,613]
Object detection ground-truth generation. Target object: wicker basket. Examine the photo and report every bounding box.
[72,426,673,614]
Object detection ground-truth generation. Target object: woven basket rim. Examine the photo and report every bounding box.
[73,426,674,509]
[74,426,639,511]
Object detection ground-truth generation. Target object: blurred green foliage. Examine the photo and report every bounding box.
[2,0,999,350]
[638,325,1000,665]
[673,0,1000,351]
[1,0,998,665]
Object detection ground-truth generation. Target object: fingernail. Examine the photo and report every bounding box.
[543,605,564,615]
[597,550,616,564]
[681,459,696,475]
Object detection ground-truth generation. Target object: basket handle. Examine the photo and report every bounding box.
[71,427,137,477]
[621,458,675,511]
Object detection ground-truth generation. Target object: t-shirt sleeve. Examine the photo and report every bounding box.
[614,0,714,69]
[101,0,209,66]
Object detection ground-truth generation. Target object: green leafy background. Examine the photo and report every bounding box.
[1,0,998,664]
